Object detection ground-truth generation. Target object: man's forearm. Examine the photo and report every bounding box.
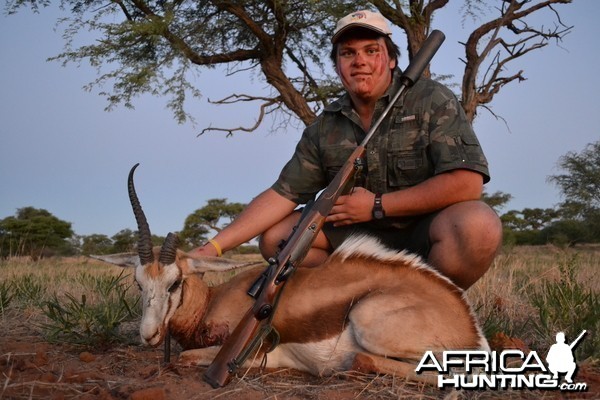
[382,169,483,217]
[210,188,298,253]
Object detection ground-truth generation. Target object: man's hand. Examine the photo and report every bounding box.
[326,187,375,226]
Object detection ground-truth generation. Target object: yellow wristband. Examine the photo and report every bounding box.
[208,238,223,257]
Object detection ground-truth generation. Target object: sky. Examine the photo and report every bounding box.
[1,2,599,238]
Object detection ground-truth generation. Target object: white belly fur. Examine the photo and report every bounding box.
[262,327,360,376]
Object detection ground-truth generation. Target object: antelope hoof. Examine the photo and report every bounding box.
[178,348,219,367]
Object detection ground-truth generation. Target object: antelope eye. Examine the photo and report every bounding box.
[168,280,181,293]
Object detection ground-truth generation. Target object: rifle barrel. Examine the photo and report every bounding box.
[569,329,587,349]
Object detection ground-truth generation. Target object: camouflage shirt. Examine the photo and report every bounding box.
[272,68,490,205]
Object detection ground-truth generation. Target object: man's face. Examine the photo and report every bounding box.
[336,36,396,103]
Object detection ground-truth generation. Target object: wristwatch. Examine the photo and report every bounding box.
[372,193,386,220]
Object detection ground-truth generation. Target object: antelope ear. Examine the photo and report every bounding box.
[183,254,263,274]
[90,253,140,268]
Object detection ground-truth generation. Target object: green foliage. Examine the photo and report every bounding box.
[548,141,600,215]
[528,255,599,362]
[39,271,140,347]
[499,141,600,246]
[234,244,261,255]
[0,207,74,258]
[180,198,246,248]
[76,230,164,255]
[547,140,600,241]
[11,274,46,307]
[501,208,558,232]
[111,229,137,253]
[500,207,561,246]
[481,190,513,213]
[6,0,362,128]
[540,219,593,247]
[0,280,13,315]
[80,234,114,255]
[478,303,520,340]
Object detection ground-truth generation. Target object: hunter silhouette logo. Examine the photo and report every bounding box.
[415,330,589,391]
[546,330,586,384]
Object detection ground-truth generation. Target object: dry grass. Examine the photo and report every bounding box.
[466,244,599,364]
[469,245,598,307]
[0,256,138,302]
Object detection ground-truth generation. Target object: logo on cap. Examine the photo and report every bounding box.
[332,10,392,43]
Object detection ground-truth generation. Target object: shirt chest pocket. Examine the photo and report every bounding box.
[386,111,430,188]
[321,144,356,182]
[387,147,430,188]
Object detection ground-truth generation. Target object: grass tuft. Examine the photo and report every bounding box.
[0,280,13,315]
[11,273,46,306]
[39,270,140,347]
[528,254,599,362]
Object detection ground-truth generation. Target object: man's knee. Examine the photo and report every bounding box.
[258,212,301,259]
[431,200,502,249]
[472,201,503,251]
[258,227,284,259]
[428,201,502,289]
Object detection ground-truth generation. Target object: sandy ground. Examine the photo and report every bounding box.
[1,310,598,400]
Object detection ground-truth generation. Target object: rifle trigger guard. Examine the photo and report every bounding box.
[354,157,364,172]
[275,261,295,284]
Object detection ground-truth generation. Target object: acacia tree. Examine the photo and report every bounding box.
[548,141,600,219]
[547,140,600,242]
[80,234,114,255]
[180,198,245,248]
[7,0,365,135]
[7,0,573,134]
[369,0,573,120]
[111,229,137,252]
[0,207,74,258]
[481,190,512,213]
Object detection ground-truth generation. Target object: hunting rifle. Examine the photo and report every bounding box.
[569,330,587,349]
[203,30,446,388]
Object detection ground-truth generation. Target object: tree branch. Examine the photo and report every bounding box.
[198,94,279,137]
[460,0,573,120]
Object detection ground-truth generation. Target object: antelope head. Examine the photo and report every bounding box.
[126,163,183,347]
[93,164,257,348]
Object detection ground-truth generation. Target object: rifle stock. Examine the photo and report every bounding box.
[203,307,263,388]
[203,30,445,388]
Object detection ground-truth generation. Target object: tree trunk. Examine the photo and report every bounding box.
[260,57,318,126]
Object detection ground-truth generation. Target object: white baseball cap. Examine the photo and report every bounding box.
[332,10,393,44]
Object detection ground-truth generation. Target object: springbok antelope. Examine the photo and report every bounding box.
[95,164,489,383]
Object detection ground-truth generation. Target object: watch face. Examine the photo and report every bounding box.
[373,209,385,220]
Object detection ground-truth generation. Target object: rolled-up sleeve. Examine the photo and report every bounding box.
[271,126,327,204]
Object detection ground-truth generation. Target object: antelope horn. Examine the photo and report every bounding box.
[128,163,154,265]
[159,232,179,265]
